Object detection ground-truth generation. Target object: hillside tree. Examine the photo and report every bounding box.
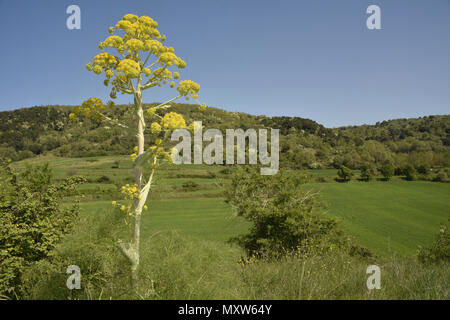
[337,165,353,182]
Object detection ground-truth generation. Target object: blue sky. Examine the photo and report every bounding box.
[0,0,449,127]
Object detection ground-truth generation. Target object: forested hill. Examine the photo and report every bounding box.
[0,104,449,171]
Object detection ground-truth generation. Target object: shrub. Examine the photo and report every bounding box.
[379,164,395,181]
[225,167,341,258]
[337,165,353,182]
[418,224,450,264]
[0,163,85,298]
[416,164,430,175]
[21,206,131,300]
[360,163,376,181]
[432,172,448,182]
[404,165,417,181]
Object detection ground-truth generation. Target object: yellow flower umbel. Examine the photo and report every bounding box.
[121,184,140,200]
[70,97,106,121]
[146,107,156,117]
[177,80,200,100]
[160,112,186,130]
[117,59,141,78]
[150,122,162,134]
[85,14,199,101]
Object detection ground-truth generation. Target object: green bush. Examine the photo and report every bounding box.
[404,165,417,181]
[21,205,131,300]
[0,163,85,298]
[379,164,395,180]
[225,167,342,257]
[433,171,448,182]
[360,163,376,181]
[418,224,450,264]
[337,165,353,182]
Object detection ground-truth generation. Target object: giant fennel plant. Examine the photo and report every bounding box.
[70,14,205,287]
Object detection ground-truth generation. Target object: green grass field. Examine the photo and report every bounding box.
[13,155,450,257]
[308,181,449,256]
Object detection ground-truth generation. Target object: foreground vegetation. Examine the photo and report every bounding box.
[1,155,448,300]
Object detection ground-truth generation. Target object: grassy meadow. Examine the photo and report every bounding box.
[13,155,450,257]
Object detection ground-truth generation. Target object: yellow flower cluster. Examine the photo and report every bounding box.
[151,67,173,82]
[146,107,156,117]
[115,14,160,40]
[143,39,163,54]
[125,39,144,52]
[148,144,173,163]
[86,52,119,78]
[117,59,141,78]
[99,35,124,52]
[198,103,207,111]
[160,112,186,130]
[94,52,118,67]
[138,15,158,27]
[70,97,106,121]
[159,52,186,68]
[123,14,139,22]
[121,184,140,200]
[116,20,132,31]
[177,80,200,99]
[143,68,151,76]
[105,69,115,79]
[130,146,138,161]
[150,122,162,134]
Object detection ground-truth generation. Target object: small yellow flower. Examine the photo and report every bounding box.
[144,205,148,210]
[143,68,151,76]
[112,201,117,206]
